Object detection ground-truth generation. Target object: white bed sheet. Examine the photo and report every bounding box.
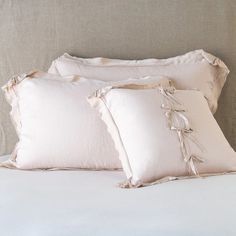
[0,155,236,236]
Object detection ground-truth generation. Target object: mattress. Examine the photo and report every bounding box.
[0,155,236,236]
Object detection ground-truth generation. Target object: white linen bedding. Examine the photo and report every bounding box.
[0,155,236,236]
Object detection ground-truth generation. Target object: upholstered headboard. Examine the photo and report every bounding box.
[0,0,236,155]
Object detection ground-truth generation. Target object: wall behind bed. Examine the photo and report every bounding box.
[0,0,236,155]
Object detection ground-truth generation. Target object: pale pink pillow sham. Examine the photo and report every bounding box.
[49,49,229,113]
[1,71,170,170]
[89,81,236,187]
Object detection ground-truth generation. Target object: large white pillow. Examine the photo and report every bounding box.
[49,49,229,113]
[89,81,236,187]
[1,71,170,169]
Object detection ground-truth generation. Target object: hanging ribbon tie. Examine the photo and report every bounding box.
[159,86,204,176]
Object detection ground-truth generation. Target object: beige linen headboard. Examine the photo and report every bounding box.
[0,0,236,155]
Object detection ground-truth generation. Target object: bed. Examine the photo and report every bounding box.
[0,1,236,235]
[1,155,236,236]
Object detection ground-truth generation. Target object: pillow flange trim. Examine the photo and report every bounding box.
[89,82,236,188]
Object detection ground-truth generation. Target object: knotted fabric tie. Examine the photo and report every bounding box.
[159,86,204,176]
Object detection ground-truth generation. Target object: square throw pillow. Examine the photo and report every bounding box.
[89,81,236,187]
[49,49,229,113]
[1,71,170,169]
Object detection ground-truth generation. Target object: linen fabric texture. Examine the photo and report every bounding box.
[48,49,229,113]
[89,81,236,187]
[1,72,118,169]
[1,71,170,169]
